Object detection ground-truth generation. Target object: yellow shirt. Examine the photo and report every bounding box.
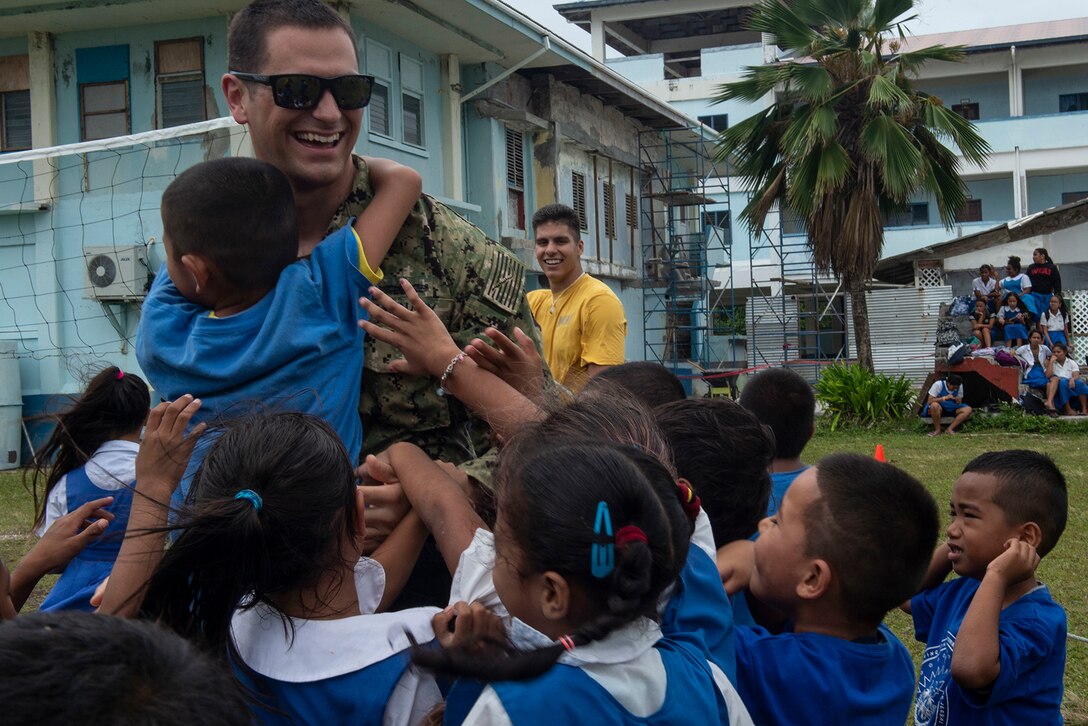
[527,273,626,391]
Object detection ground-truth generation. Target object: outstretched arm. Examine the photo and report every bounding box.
[98,396,204,617]
[359,278,543,440]
[354,157,422,272]
[385,442,485,574]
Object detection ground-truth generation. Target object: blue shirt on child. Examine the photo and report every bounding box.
[137,224,377,472]
[911,577,1066,726]
[767,467,808,518]
[734,623,915,726]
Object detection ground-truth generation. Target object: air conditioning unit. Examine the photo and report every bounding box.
[83,245,150,301]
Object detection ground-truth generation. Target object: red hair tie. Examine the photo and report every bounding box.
[116,369,124,380]
[615,525,648,549]
[676,480,701,522]
[558,634,576,652]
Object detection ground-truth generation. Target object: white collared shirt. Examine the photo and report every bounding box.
[37,439,139,536]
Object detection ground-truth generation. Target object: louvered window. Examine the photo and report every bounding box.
[156,38,206,129]
[572,171,588,230]
[506,127,525,229]
[603,182,616,240]
[626,193,637,229]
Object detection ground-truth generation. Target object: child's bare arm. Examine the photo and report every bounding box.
[716,540,755,596]
[99,396,204,617]
[359,279,544,440]
[371,508,429,612]
[385,443,486,574]
[950,539,1040,691]
[354,157,422,272]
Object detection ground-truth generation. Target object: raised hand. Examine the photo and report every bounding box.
[358,279,463,378]
[465,326,545,401]
[135,395,205,504]
[985,538,1040,587]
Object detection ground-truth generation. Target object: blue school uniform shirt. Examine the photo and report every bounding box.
[446,528,753,726]
[137,224,378,490]
[911,577,1066,726]
[39,447,136,612]
[734,623,915,726]
[230,558,441,726]
[767,467,807,518]
[660,511,737,684]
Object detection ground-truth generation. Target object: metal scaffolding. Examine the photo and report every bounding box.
[745,206,851,383]
[638,126,737,375]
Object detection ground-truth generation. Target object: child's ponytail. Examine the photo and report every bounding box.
[140,413,358,653]
[414,441,687,682]
[30,365,150,528]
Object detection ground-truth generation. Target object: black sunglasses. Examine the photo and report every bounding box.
[230,72,374,110]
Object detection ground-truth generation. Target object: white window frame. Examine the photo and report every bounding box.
[155,38,206,130]
[399,54,425,149]
[366,39,393,140]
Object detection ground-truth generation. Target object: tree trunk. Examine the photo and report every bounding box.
[847,274,874,372]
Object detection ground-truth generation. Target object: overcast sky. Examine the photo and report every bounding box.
[501,0,1088,53]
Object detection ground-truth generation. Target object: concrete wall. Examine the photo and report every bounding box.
[915,72,1010,120]
[1023,64,1088,116]
[1027,171,1088,213]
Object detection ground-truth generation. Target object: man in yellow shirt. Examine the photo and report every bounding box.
[527,203,627,391]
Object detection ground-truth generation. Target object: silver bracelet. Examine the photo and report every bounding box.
[437,352,466,397]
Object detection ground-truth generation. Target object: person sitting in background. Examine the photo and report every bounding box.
[1000,257,1038,322]
[1016,330,1051,391]
[998,293,1029,348]
[970,299,994,349]
[1045,343,1087,415]
[1038,294,1070,350]
[923,374,972,437]
[972,264,1000,313]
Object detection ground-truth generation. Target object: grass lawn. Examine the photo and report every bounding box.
[0,427,1085,722]
[807,427,1088,723]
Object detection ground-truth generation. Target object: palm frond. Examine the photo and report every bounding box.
[894,44,966,73]
[860,114,923,199]
[745,0,821,52]
[869,0,916,31]
[868,72,914,111]
[920,97,991,166]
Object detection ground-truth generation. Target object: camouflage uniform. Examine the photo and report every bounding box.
[329,155,546,466]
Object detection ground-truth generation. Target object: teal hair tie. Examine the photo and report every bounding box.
[234,489,263,512]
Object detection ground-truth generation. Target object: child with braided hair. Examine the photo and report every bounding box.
[406,437,750,725]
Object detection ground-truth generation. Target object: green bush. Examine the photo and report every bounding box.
[815,364,916,430]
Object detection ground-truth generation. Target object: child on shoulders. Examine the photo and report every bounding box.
[136,156,420,502]
[719,454,939,726]
[908,450,1067,726]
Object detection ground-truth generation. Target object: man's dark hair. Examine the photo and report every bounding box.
[946,374,963,388]
[532,203,582,237]
[583,362,686,410]
[228,0,357,73]
[0,611,250,724]
[162,157,298,294]
[962,450,1067,557]
[656,398,773,545]
[739,367,815,460]
[805,454,938,625]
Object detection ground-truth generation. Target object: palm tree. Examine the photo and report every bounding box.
[714,0,990,371]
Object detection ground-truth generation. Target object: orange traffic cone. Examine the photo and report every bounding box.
[874,444,886,462]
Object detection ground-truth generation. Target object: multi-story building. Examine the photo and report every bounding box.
[0,0,711,461]
[556,1,1088,370]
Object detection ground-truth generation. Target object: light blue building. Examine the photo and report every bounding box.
[0,0,708,459]
[556,2,1088,370]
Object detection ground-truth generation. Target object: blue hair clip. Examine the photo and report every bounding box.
[591,501,615,578]
[234,489,263,512]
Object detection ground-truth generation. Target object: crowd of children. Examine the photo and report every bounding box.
[970,251,1073,352]
[0,161,1072,725]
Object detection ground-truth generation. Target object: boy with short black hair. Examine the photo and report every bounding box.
[738,367,815,516]
[137,156,420,497]
[721,454,939,725]
[583,361,687,409]
[924,373,972,436]
[909,450,1067,726]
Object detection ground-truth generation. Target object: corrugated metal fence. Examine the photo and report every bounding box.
[868,286,950,383]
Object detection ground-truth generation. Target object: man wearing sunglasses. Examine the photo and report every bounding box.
[221,0,549,607]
